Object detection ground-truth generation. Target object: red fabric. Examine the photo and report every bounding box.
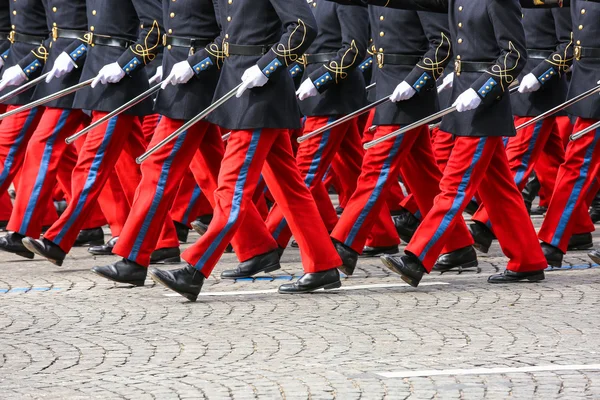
[535,116,569,207]
[0,191,12,221]
[142,113,161,144]
[182,128,341,276]
[170,168,212,226]
[430,127,454,172]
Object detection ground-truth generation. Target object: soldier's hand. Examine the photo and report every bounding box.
[149,66,163,85]
[438,72,454,93]
[91,62,126,88]
[236,65,269,98]
[161,61,193,89]
[518,73,541,94]
[296,78,318,101]
[46,52,77,84]
[453,88,482,112]
[389,81,416,102]
[0,65,27,91]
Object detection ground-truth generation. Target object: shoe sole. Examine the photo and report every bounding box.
[0,246,34,260]
[547,259,563,268]
[488,274,545,284]
[567,242,593,251]
[337,265,355,276]
[472,242,490,254]
[359,248,399,258]
[22,240,63,266]
[148,271,198,302]
[588,252,600,265]
[88,250,113,256]
[221,263,281,280]
[90,269,145,287]
[278,280,342,294]
[150,256,182,265]
[380,257,420,288]
[73,239,105,247]
[433,259,479,272]
[190,224,208,237]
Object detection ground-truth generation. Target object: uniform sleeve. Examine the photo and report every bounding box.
[186,0,226,76]
[529,7,573,86]
[116,0,164,76]
[308,4,369,93]
[0,41,10,62]
[16,43,48,79]
[403,11,451,93]
[63,39,90,66]
[470,0,526,106]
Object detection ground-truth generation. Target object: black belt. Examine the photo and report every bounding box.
[454,60,494,75]
[527,49,554,60]
[304,52,337,64]
[163,34,212,50]
[8,31,45,45]
[0,32,9,41]
[376,53,422,67]
[225,43,273,56]
[575,46,600,60]
[53,28,87,41]
[88,33,133,49]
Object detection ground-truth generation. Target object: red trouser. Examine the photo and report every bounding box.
[169,168,212,226]
[112,118,276,267]
[406,136,546,272]
[331,125,473,262]
[472,116,556,227]
[182,128,342,276]
[535,116,570,207]
[430,127,454,173]
[0,191,12,221]
[538,118,600,252]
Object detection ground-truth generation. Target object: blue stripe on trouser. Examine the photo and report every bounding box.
[273,117,334,240]
[0,108,39,188]
[181,184,202,225]
[195,129,261,270]
[54,116,118,245]
[345,133,404,247]
[128,131,188,260]
[514,120,543,187]
[550,128,600,247]
[418,137,488,260]
[19,109,71,234]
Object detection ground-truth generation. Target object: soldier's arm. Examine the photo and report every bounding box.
[308,3,369,93]
[186,0,226,76]
[0,41,10,63]
[16,1,51,79]
[469,1,527,106]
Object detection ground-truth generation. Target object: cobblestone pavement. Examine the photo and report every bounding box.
[1,214,600,399]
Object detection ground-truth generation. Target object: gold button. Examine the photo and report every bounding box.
[92,10,96,15]
[579,25,583,30]
[168,28,173,34]
[228,0,232,3]
[11,25,14,29]
[227,16,231,21]
[458,22,462,28]
[12,10,16,15]
[52,6,57,12]
[378,48,383,52]
[225,33,229,39]
[458,38,463,44]
[170,12,175,17]
[577,40,581,45]
[581,8,586,14]
[458,6,463,11]
[167,45,172,50]
[379,31,384,37]
[379,16,384,21]
[90,26,94,31]
[52,22,57,27]
[456,55,461,60]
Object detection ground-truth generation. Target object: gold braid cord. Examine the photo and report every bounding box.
[546,32,573,74]
[418,31,451,80]
[206,39,227,69]
[324,40,359,83]
[31,45,48,62]
[486,41,521,91]
[130,20,160,64]
[272,19,307,66]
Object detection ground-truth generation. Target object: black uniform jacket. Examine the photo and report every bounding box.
[185,0,318,130]
[153,0,220,120]
[65,0,163,116]
[511,7,572,117]
[1,0,47,105]
[299,0,368,117]
[0,2,11,67]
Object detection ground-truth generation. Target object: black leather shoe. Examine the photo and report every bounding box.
[174,221,189,243]
[91,259,147,286]
[278,268,341,294]
[54,200,67,216]
[335,206,344,216]
[590,193,600,223]
[464,199,479,216]
[0,220,7,232]
[88,236,119,256]
[190,215,212,236]
[488,269,545,283]
[588,249,600,265]
[290,239,299,248]
[150,247,181,264]
[568,233,593,251]
[541,242,563,268]
[530,206,547,216]
[380,253,426,287]
[392,208,420,243]
[74,227,104,247]
[433,246,478,272]
[333,239,358,276]
[360,245,399,258]
[221,249,281,279]
[149,264,205,302]
[0,232,34,259]
[22,237,66,266]
[469,222,495,254]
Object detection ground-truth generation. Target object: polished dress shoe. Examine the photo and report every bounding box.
[588,249,600,265]
[469,222,495,254]
[290,239,299,248]
[333,239,358,276]
[88,236,119,256]
[530,206,547,216]
[190,215,212,236]
[91,259,147,286]
[174,221,189,243]
[464,199,479,216]
[221,249,281,279]
[567,233,593,251]
[22,237,66,266]
[149,264,205,302]
[54,199,67,216]
[392,208,420,243]
[73,227,104,247]
[360,245,399,258]
[488,269,545,283]
[150,247,181,264]
[335,206,344,216]
[278,268,341,294]
[0,232,34,259]
[380,253,426,287]
[541,242,563,268]
[433,246,478,272]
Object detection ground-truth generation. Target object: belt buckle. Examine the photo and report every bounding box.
[84,32,94,46]
[223,41,229,58]
[162,33,167,47]
[52,27,58,41]
[575,46,581,61]
[189,45,195,56]
[376,52,384,69]
[454,59,461,76]
[8,31,14,44]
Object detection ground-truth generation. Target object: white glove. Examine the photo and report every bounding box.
[453,88,482,113]
[149,65,163,85]
[91,62,126,88]
[296,78,318,101]
[438,72,454,93]
[518,73,541,94]
[45,52,77,83]
[0,58,4,71]
[389,81,416,102]
[161,61,193,89]
[0,65,27,91]
[236,65,269,98]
